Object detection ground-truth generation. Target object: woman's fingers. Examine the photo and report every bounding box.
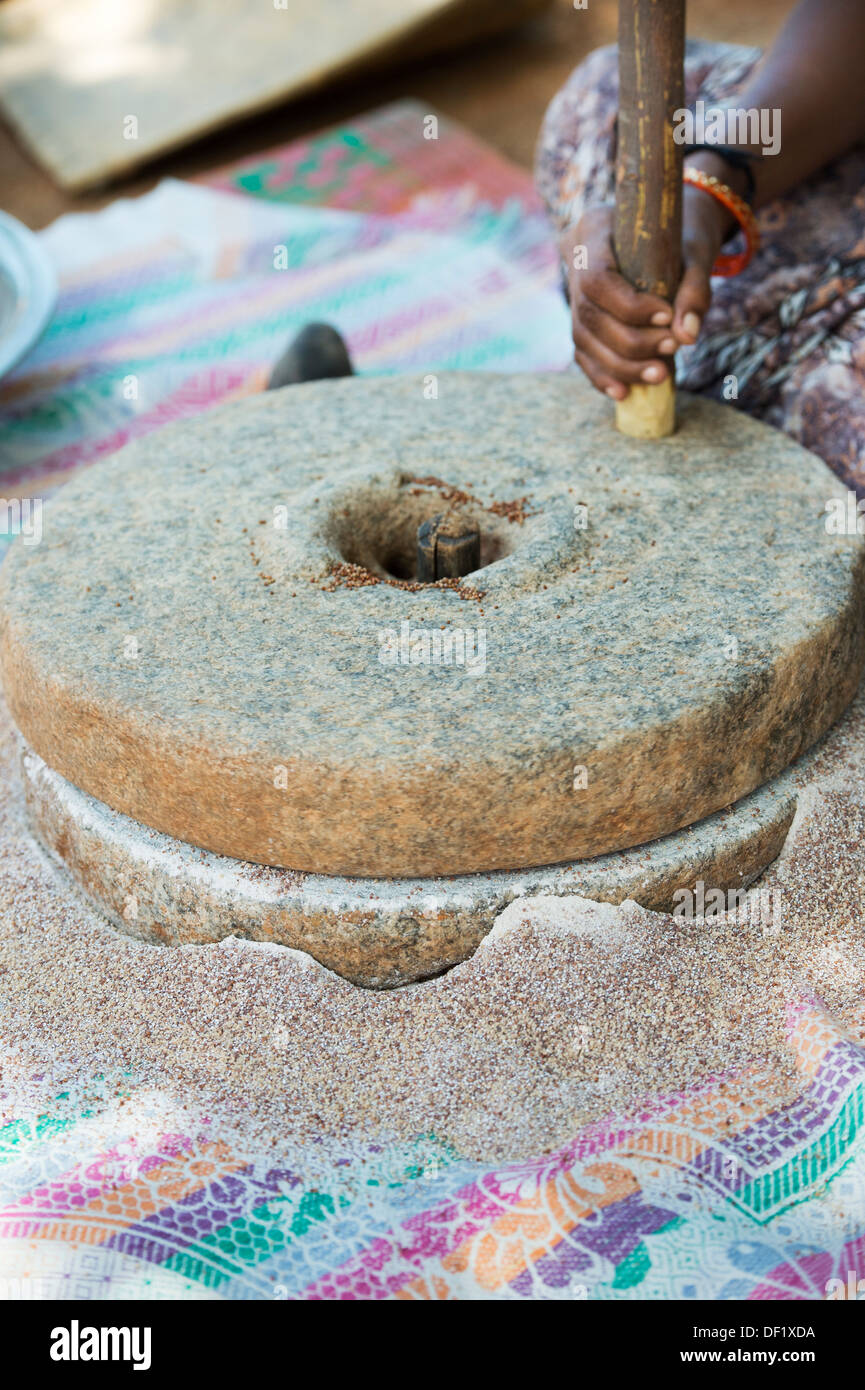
[672,260,713,344]
[573,349,628,401]
[577,296,678,360]
[561,207,680,398]
[563,196,722,397]
[561,215,674,326]
[573,323,670,386]
[580,264,673,328]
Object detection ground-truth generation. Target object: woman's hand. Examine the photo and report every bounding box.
[561,183,731,400]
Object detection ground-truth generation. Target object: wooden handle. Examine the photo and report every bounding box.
[614,0,685,438]
[417,514,481,581]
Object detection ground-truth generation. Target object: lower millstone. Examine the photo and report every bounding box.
[20,738,805,988]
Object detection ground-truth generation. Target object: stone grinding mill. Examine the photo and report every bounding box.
[1,1,864,988]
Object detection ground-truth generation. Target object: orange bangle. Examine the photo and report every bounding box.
[682,166,760,277]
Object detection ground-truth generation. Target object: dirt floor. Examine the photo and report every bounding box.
[0,0,794,232]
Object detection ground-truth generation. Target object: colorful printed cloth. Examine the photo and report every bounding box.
[2,100,865,1301]
[0,100,571,527]
[536,40,865,496]
[2,1001,865,1300]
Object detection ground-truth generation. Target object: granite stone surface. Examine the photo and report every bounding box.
[20,731,800,988]
[1,373,863,876]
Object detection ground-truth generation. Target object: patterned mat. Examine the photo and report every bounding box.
[3,1001,864,1300]
[0,99,570,510]
[1,101,864,1302]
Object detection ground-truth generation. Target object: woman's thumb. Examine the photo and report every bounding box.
[672,261,713,346]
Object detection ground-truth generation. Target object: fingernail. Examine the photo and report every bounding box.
[651,310,672,326]
[682,311,701,340]
[641,364,666,383]
[658,336,677,355]
[605,384,625,400]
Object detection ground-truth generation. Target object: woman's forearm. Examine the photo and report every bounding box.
[733,0,865,204]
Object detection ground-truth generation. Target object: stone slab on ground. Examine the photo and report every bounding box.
[2,374,863,877]
[20,726,804,987]
[0,0,551,191]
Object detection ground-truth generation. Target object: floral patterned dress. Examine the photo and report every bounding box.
[535,40,865,495]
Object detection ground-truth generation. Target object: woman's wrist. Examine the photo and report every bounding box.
[683,150,748,243]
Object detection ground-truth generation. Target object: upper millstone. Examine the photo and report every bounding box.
[1,372,863,877]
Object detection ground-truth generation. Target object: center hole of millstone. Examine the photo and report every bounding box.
[329,482,516,583]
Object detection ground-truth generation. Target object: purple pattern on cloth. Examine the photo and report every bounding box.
[102,1163,303,1264]
[507,1192,677,1297]
[692,1038,865,1189]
